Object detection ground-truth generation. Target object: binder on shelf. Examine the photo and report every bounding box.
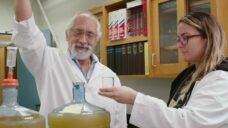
[138,42,145,74]
[114,46,122,75]
[144,42,149,75]
[118,46,123,75]
[107,47,115,72]
[127,43,133,75]
[121,44,128,75]
[132,43,138,74]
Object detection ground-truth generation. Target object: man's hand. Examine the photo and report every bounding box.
[14,0,32,22]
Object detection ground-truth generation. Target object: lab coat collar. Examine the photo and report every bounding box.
[65,51,87,82]
[88,62,105,83]
[66,51,105,84]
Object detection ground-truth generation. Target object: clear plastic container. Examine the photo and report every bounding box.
[48,82,110,128]
[0,72,45,128]
[6,46,18,68]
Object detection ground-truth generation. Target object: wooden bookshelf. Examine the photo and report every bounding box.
[90,0,228,78]
[107,36,147,46]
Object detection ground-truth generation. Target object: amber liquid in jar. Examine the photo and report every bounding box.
[49,112,110,128]
[0,113,45,128]
[48,82,110,128]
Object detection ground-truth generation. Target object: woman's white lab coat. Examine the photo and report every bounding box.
[13,16,127,128]
[130,70,228,128]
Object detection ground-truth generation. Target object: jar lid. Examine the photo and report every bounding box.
[2,72,18,86]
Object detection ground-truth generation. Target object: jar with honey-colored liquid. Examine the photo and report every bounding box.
[48,82,110,128]
[0,72,45,128]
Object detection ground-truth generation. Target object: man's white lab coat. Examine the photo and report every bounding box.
[13,16,127,128]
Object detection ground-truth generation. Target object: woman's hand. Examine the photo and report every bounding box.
[98,86,137,105]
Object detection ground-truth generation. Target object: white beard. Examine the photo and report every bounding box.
[70,43,93,60]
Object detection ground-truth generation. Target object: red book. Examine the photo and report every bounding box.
[113,10,119,40]
[142,0,147,36]
[119,9,127,39]
[108,11,114,40]
[127,8,134,37]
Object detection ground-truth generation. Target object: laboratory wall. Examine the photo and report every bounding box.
[0,0,173,113]
[0,0,44,33]
[38,0,112,51]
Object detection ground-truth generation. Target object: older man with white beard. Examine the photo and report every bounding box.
[12,0,127,128]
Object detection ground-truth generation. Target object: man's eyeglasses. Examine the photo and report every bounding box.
[176,34,201,45]
[70,29,97,40]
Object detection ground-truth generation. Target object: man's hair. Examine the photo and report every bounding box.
[179,11,226,88]
[65,12,102,41]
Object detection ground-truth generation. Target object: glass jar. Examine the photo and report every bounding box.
[0,72,45,128]
[48,82,110,128]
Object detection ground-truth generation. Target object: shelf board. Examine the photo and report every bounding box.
[107,36,148,46]
[106,0,132,7]
[105,0,132,11]
[159,0,176,13]
[161,44,177,51]
[106,0,125,6]
[190,0,210,8]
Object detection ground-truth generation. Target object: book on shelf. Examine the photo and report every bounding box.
[127,7,135,37]
[127,43,133,75]
[113,10,119,40]
[126,1,147,37]
[114,46,122,75]
[108,11,115,40]
[109,9,127,41]
[135,6,140,36]
[107,41,148,75]
[142,0,147,36]
[144,42,149,75]
[108,0,147,40]
[121,44,128,75]
[107,47,115,72]
[132,43,138,74]
[118,8,127,40]
[138,42,145,74]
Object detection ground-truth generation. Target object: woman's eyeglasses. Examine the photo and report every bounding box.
[176,34,201,45]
